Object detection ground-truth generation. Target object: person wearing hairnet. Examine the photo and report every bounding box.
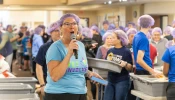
[150,27,168,67]
[104,30,133,100]
[166,28,175,48]
[162,40,175,100]
[35,21,60,97]
[132,15,162,77]
[44,13,102,100]
[100,20,110,37]
[164,26,173,41]
[32,27,44,77]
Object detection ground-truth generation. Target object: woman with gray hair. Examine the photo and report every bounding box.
[150,27,168,67]
[104,30,133,100]
[44,13,102,100]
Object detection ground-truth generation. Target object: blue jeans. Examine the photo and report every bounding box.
[104,79,130,100]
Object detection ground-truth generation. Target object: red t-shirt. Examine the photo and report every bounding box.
[150,44,157,68]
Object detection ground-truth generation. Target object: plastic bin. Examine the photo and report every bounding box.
[0,83,24,86]
[0,94,39,100]
[93,68,108,79]
[87,57,122,73]
[130,73,168,97]
[0,84,33,94]
[0,77,38,93]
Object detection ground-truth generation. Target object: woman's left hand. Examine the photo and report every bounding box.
[87,71,103,83]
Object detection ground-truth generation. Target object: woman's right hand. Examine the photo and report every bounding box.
[68,40,78,56]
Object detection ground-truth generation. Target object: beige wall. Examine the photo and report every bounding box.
[96,7,126,28]
[1,11,63,29]
[64,11,97,27]
[144,2,175,14]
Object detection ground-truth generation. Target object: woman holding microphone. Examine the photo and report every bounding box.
[44,13,102,100]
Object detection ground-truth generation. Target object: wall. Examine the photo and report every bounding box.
[144,2,175,14]
[0,10,63,29]
[64,11,97,27]
[97,6,126,29]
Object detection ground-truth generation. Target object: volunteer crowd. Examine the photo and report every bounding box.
[0,13,175,100]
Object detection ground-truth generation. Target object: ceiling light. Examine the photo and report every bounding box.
[119,0,127,2]
[104,2,107,4]
[108,1,112,4]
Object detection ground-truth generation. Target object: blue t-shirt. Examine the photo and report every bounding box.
[162,45,175,82]
[21,36,30,56]
[32,34,43,57]
[133,32,152,70]
[100,29,106,37]
[45,40,88,94]
[106,47,133,83]
[35,41,53,79]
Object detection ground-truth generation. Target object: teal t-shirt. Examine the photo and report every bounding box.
[45,40,88,94]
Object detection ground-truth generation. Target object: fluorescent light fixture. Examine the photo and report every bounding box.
[108,1,112,4]
[119,0,127,2]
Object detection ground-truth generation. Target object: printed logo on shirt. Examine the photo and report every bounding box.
[107,52,123,64]
[66,57,88,73]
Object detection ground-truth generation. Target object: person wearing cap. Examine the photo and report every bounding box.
[32,27,44,77]
[21,31,30,71]
[35,21,60,96]
[38,25,50,43]
[150,27,168,67]
[44,13,102,100]
[164,26,173,41]
[162,43,175,100]
[132,15,162,77]
[100,20,109,37]
[91,25,102,54]
[104,30,133,100]
[166,28,175,48]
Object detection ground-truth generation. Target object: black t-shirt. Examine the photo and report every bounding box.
[42,33,49,43]
[18,32,24,44]
[106,46,133,83]
[92,34,102,54]
[35,41,53,82]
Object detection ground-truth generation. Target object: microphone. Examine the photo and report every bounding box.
[70,32,78,59]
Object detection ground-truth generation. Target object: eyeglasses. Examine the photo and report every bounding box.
[63,22,77,27]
